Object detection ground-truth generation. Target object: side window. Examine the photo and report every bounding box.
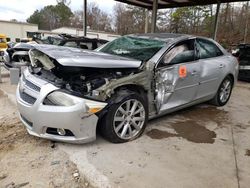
[79,42,92,49]
[197,39,223,59]
[159,39,195,67]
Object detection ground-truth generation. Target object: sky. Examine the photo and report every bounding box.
[0,0,116,22]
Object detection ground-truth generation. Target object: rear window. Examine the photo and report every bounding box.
[98,36,165,61]
[197,39,223,59]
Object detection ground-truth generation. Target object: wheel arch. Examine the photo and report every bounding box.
[114,84,148,97]
[96,84,148,130]
[227,73,235,87]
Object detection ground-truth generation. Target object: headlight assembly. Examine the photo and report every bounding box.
[46,91,79,106]
[45,91,107,114]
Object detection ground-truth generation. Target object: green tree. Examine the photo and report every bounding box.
[27,1,73,30]
[54,2,73,27]
[27,10,43,29]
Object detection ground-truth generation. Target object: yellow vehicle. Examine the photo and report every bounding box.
[0,34,7,62]
[0,34,7,50]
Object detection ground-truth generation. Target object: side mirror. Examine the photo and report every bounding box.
[231,49,239,58]
[232,52,239,58]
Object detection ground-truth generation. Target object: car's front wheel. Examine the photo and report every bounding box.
[101,90,148,143]
[211,76,233,106]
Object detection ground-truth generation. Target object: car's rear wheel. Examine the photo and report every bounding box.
[211,76,233,106]
[101,90,148,143]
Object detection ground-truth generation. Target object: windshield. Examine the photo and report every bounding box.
[98,36,165,61]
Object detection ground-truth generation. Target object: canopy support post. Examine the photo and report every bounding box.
[145,9,149,33]
[151,0,158,33]
[213,1,221,40]
[83,0,87,36]
[244,1,249,43]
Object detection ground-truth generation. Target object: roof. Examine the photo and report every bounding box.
[115,0,247,9]
[0,19,38,26]
[52,27,120,36]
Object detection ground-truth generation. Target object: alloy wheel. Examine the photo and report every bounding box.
[113,99,146,140]
[219,79,232,103]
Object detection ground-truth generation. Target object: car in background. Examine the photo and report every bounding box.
[58,36,108,50]
[3,35,108,69]
[3,43,35,70]
[33,35,64,45]
[235,44,250,81]
[16,33,238,144]
[33,34,108,50]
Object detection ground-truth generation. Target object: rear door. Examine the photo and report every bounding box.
[196,38,225,99]
[155,39,201,113]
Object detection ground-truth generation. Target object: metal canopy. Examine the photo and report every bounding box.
[115,0,247,9]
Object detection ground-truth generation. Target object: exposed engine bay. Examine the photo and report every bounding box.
[28,49,141,99]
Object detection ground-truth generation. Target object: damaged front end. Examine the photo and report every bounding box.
[16,44,153,143]
[27,46,149,102]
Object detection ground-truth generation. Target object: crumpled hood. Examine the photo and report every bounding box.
[31,44,142,68]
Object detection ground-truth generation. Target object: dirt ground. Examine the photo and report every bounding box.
[0,90,91,188]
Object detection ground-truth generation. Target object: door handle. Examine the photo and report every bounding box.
[191,70,197,76]
[219,64,225,68]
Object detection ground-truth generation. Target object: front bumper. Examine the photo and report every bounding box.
[16,68,106,143]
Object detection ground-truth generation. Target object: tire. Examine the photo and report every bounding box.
[211,76,233,106]
[100,90,148,143]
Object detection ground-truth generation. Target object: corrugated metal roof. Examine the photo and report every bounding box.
[115,0,247,9]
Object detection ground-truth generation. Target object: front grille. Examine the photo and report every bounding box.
[23,76,41,92]
[19,73,42,105]
[19,91,36,104]
[25,79,41,92]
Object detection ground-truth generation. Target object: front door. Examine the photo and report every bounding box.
[155,39,200,113]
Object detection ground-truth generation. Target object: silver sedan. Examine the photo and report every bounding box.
[16,33,238,143]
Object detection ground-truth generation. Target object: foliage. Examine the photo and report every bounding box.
[71,2,112,32]
[113,4,147,35]
[27,1,73,30]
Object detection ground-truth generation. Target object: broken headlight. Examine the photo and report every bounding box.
[44,91,107,114]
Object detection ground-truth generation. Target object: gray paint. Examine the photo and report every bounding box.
[31,44,142,68]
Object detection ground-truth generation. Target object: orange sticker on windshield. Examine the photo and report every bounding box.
[179,65,187,78]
